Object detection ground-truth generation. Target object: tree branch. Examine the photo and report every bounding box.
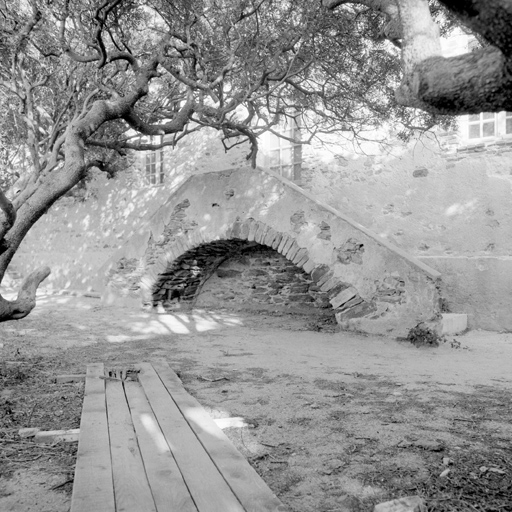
[0,266,50,322]
[439,0,512,56]
[398,46,512,113]
[0,188,16,231]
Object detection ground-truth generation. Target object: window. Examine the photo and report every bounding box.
[506,112,512,135]
[464,112,512,142]
[468,113,496,139]
[265,118,302,182]
[144,136,165,185]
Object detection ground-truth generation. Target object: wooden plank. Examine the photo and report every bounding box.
[70,363,115,512]
[137,363,245,512]
[105,379,157,512]
[150,361,289,512]
[34,428,80,444]
[123,380,198,512]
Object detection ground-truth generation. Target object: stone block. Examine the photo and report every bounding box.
[336,300,376,320]
[272,232,283,250]
[254,222,267,243]
[173,237,187,256]
[247,220,259,241]
[330,287,357,309]
[239,220,251,239]
[373,496,427,512]
[277,234,290,253]
[263,227,278,247]
[302,259,316,274]
[189,230,205,246]
[164,248,178,263]
[441,313,468,334]
[228,221,243,239]
[295,253,309,268]
[140,274,156,291]
[152,257,168,274]
[311,264,330,283]
[280,237,295,256]
[216,269,242,278]
[319,276,337,292]
[293,248,308,265]
[288,293,314,302]
[286,242,300,261]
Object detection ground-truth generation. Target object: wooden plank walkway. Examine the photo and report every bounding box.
[70,362,289,512]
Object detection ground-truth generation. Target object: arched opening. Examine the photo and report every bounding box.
[151,239,335,321]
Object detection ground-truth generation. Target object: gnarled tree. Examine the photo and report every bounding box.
[1,0,433,322]
[2,0,489,322]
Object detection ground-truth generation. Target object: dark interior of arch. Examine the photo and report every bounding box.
[151,239,334,317]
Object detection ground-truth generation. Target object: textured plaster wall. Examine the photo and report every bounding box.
[300,134,512,330]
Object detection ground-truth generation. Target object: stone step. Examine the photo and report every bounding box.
[441,313,468,335]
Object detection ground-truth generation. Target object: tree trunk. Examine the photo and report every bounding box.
[0,148,88,322]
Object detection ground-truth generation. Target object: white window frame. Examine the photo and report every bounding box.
[461,112,512,145]
[262,117,302,182]
[467,113,497,140]
[143,136,165,186]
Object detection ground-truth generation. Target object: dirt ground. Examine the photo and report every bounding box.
[0,293,511,512]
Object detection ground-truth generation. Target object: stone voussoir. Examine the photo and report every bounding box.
[189,230,205,247]
[285,241,301,261]
[301,259,317,274]
[254,222,268,243]
[227,221,243,239]
[247,220,259,241]
[173,237,188,255]
[311,264,330,283]
[294,249,309,266]
[320,276,340,293]
[239,220,252,239]
[272,232,284,250]
[139,274,156,291]
[316,269,334,288]
[280,236,295,256]
[277,233,290,253]
[263,227,278,247]
[330,287,358,309]
[152,257,169,274]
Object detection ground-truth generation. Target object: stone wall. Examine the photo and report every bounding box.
[7,117,512,332]
[299,133,512,331]
[101,168,441,336]
[156,244,331,312]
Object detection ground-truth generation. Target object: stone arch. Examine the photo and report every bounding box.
[140,219,350,314]
[103,167,441,336]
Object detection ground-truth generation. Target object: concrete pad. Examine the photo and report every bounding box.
[441,313,468,335]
